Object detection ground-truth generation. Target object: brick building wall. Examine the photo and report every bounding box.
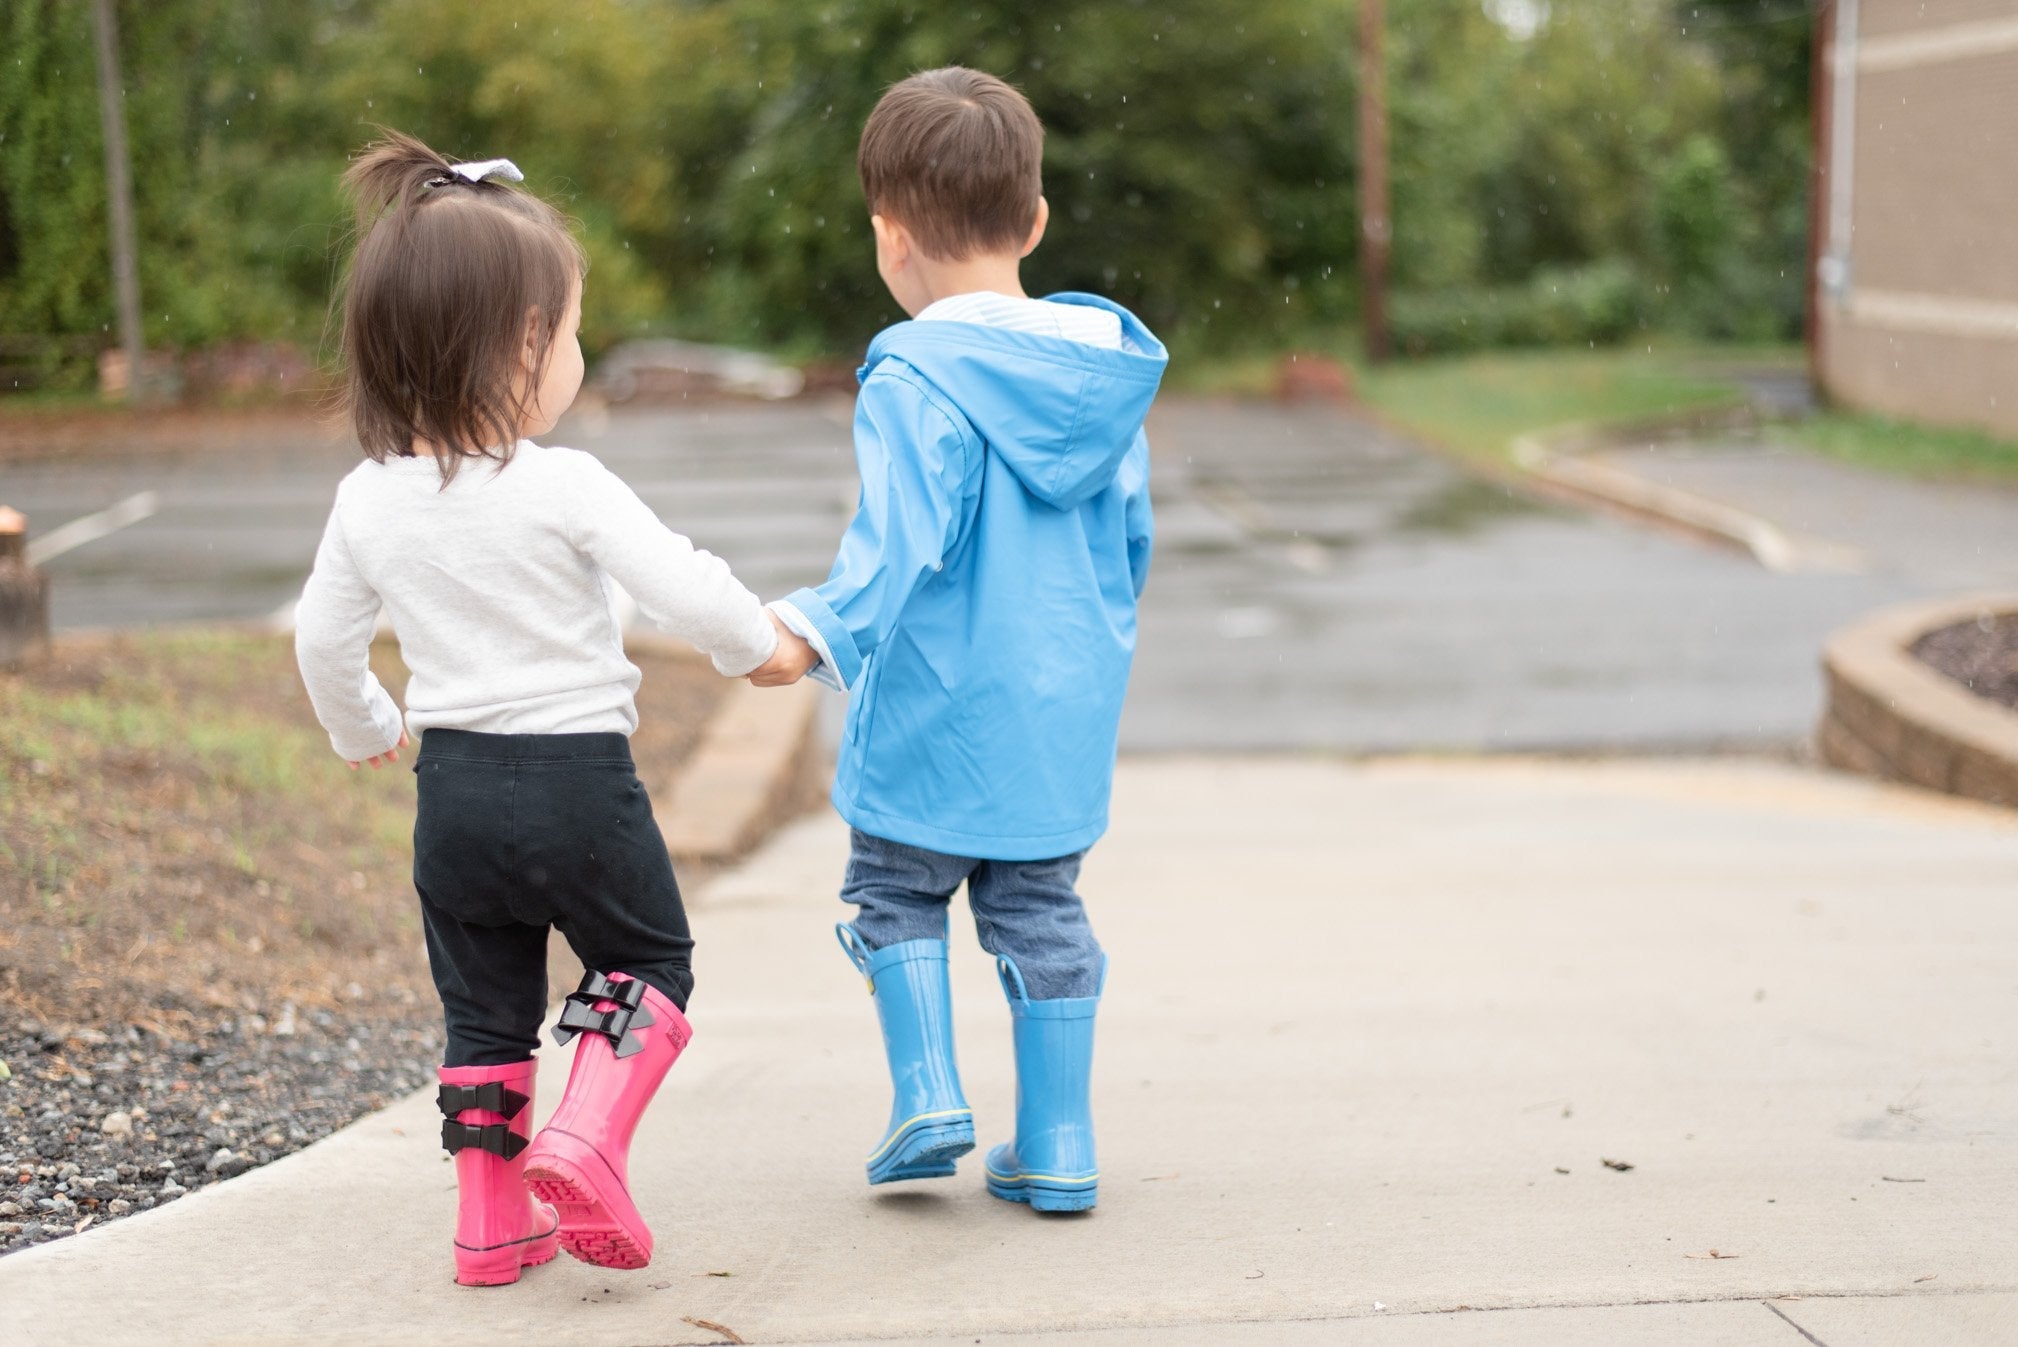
[1816,1,2018,436]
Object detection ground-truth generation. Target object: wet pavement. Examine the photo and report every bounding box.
[3,397,1928,752]
[1595,434,2018,591]
[1132,402,1925,752]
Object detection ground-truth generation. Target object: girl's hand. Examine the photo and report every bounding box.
[349,729,410,770]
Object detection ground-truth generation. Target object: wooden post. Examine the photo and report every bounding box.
[0,508,51,670]
[91,0,148,403]
[1807,0,1834,402]
[1358,0,1392,364]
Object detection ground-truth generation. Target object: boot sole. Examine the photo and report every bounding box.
[986,1170,1098,1212]
[523,1133,652,1270]
[867,1116,975,1185]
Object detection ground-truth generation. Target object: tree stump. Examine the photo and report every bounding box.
[0,507,51,670]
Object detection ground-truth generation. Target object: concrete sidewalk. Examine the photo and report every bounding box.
[1592,437,2018,590]
[3,758,2015,1345]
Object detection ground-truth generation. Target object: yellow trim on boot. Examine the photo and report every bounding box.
[986,1165,1100,1184]
[865,1109,973,1164]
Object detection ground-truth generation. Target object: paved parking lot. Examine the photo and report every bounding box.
[8,396,1925,751]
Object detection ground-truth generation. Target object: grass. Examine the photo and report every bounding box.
[1166,338,1768,465]
[1783,409,2018,484]
[1175,336,2018,486]
[0,630,425,1021]
[0,628,729,1025]
[1353,345,1753,466]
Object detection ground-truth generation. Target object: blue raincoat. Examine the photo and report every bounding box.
[778,293,1167,860]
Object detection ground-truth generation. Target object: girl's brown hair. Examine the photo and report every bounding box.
[336,129,585,481]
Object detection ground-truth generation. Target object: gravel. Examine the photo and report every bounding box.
[0,1008,437,1256]
[1914,614,2018,710]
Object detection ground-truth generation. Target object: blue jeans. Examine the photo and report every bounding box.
[841,830,1103,1000]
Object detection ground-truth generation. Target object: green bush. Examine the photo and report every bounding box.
[1390,260,1646,356]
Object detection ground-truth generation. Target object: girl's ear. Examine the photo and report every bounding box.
[1020,197,1050,258]
[522,306,544,365]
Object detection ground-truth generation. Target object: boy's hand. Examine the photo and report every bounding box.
[749,611,819,687]
[348,729,409,770]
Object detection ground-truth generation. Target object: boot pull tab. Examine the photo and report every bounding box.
[835,923,876,992]
[995,954,1031,1006]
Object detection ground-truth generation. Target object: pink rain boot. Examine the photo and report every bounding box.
[521,970,692,1270]
[436,1060,560,1286]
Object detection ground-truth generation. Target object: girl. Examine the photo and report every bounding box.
[294,130,813,1286]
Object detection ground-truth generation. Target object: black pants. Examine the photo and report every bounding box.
[412,729,694,1067]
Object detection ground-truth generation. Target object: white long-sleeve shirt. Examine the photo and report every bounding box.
[295,441,776,761]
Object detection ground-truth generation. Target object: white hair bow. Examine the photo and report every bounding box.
[439,158,523,186]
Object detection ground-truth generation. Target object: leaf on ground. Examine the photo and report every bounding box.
[1601,1157,1634,1171]
[1553,1166,1570,1175]
[682,1317,747,1345]
[697,1270,733,1277]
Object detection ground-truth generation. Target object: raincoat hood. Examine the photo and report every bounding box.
[859,293,1167,510]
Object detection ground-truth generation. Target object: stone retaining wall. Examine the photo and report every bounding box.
[1820,594,2018,808]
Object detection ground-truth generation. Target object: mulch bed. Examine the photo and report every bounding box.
[1912,615,2018,711]
[1,631,728,1255]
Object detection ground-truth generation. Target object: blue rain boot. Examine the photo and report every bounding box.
[985,955,1104,1213]
[837,925,976,1184]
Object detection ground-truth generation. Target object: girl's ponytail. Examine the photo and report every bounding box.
[341,128,461,229]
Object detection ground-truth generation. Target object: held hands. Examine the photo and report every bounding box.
[348,729,409,771]
[748,611,819,687]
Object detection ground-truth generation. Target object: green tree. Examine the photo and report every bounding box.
[686,0,1357,355]
[1672,0,1812,337]
[0,0,346,376]
[305,0,714,350]
[0,0,108,367]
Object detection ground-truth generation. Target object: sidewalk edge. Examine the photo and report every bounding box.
[1508,407,1861,574]
[627,634,826,865]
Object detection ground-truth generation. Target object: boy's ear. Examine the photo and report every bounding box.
[1019,197,1050,259]
[871,213,909,267]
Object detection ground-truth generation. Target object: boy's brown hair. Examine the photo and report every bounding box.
[857,67,1043,261]
[336,129,585,481]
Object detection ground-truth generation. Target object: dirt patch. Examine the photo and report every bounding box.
[0,629,728,1253]
[1913,615,2018,711]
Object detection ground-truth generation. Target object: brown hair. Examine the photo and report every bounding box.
[857,67,1044,261]
[336,129,585,482]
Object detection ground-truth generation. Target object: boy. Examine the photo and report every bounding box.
[762,66,1166,1214]
[758,65,1170,1211]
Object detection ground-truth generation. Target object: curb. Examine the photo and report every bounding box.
[626,637,827,864]
[1819,593,2018,809]
[1508,407,1863,575]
